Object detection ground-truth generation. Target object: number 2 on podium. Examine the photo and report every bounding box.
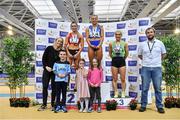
[67,93,75,103]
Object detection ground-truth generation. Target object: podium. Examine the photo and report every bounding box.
[109,97,133,107]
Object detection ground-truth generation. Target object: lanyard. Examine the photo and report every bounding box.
[147,41,155,53]
[92,27,97,37]
[72,34,78,42]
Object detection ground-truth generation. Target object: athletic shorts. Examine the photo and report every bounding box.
[111,57,126,68]
[68,49,79,56]
[90,40,100,47]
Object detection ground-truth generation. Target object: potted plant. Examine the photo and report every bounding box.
[19,97,30,107]
[175,98,180,108]
[23,97,31,107]
[160,35,180,102]
[164,96,175,108]
[0,36,34,106]
[172,97,177,108]
[19,97,25,107]
[105,99,118,111]
[9,98,18,107]
[77,101,80,110]
[105,100,111,111]
[9,97,30,107]
[129,98,138,110]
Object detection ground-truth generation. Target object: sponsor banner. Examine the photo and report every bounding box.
[35,18,152,105]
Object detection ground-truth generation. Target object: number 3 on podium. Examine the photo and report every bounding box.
[119,99,124,105]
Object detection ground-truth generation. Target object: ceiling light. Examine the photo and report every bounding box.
[174,28,180,34]
[8,25,13,30]
[6,30,14,35]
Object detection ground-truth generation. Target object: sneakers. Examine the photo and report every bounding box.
[51,106,55,111]
[97,107,101,113]
[157,108,165,114]
[87,107,93,113]
[79,108,83,113]
[114,94,119,98]
[54,106,61,113]
[62,106,68,113]
[139,107,146,112]
[114,91,119,98]
[139,107,165,113]
[83,108,88,113]
[37,105,47,111]
[121,91,125,98]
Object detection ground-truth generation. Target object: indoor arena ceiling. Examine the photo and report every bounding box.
[0,0,179,37]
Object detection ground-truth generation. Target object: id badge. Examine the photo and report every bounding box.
[149,53,153,59]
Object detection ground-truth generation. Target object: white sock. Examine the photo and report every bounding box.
[80,99,84,110]
[85,98,89,110]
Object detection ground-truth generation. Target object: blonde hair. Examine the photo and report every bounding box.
[115,30,122,35]
[55,37,64,43]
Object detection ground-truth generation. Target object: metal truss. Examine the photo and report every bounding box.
[52,0,78,22]
[0,0,36,36]
[53,0,94,23]
[121,0,151,21]
[0,0,179,36]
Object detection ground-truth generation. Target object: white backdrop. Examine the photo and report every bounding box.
[35,18,152,105]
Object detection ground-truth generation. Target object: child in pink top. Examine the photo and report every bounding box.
[88,58,103,113]
[75,58,90,113]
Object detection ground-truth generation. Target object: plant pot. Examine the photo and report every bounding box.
[9,98,15,107]
[111,105,117,110]
[10,102,15,107]
[130,105,137,110]
[24,103,30,107]
[172,102,176,108]
[111,107,117,110]
[14,103,19,107]
[106,107,111,111]
[19,103,25,107]
[176,103,180,108]
[164,102,172,108]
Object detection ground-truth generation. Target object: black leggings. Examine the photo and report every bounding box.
[42,70,56,107]
[89,86,101,107]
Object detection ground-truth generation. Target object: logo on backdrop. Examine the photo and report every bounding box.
[128,29,137,35]
[36,45,46,51]
[127,36,138,44]
[59,23,69,30]
[128,21,137,28]
[36,61,43,67]
[36,77,42,83]
[48,22,58,29]
[48,38,55,43]
[128,76,138,82]
[105,32,114,37]
[139,20,149,26]
[128,60,137,66]
[117,23,126,29]
[139,36,147,42]
[36,29,46,35]
[59,31,68,37]
[128,45,137,51]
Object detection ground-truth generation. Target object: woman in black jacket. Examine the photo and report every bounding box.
[38,37,64,111]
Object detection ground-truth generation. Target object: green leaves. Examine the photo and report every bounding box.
[160,35,180,88]
[1,36,34,89]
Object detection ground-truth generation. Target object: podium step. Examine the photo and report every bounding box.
[109,97,133,107]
